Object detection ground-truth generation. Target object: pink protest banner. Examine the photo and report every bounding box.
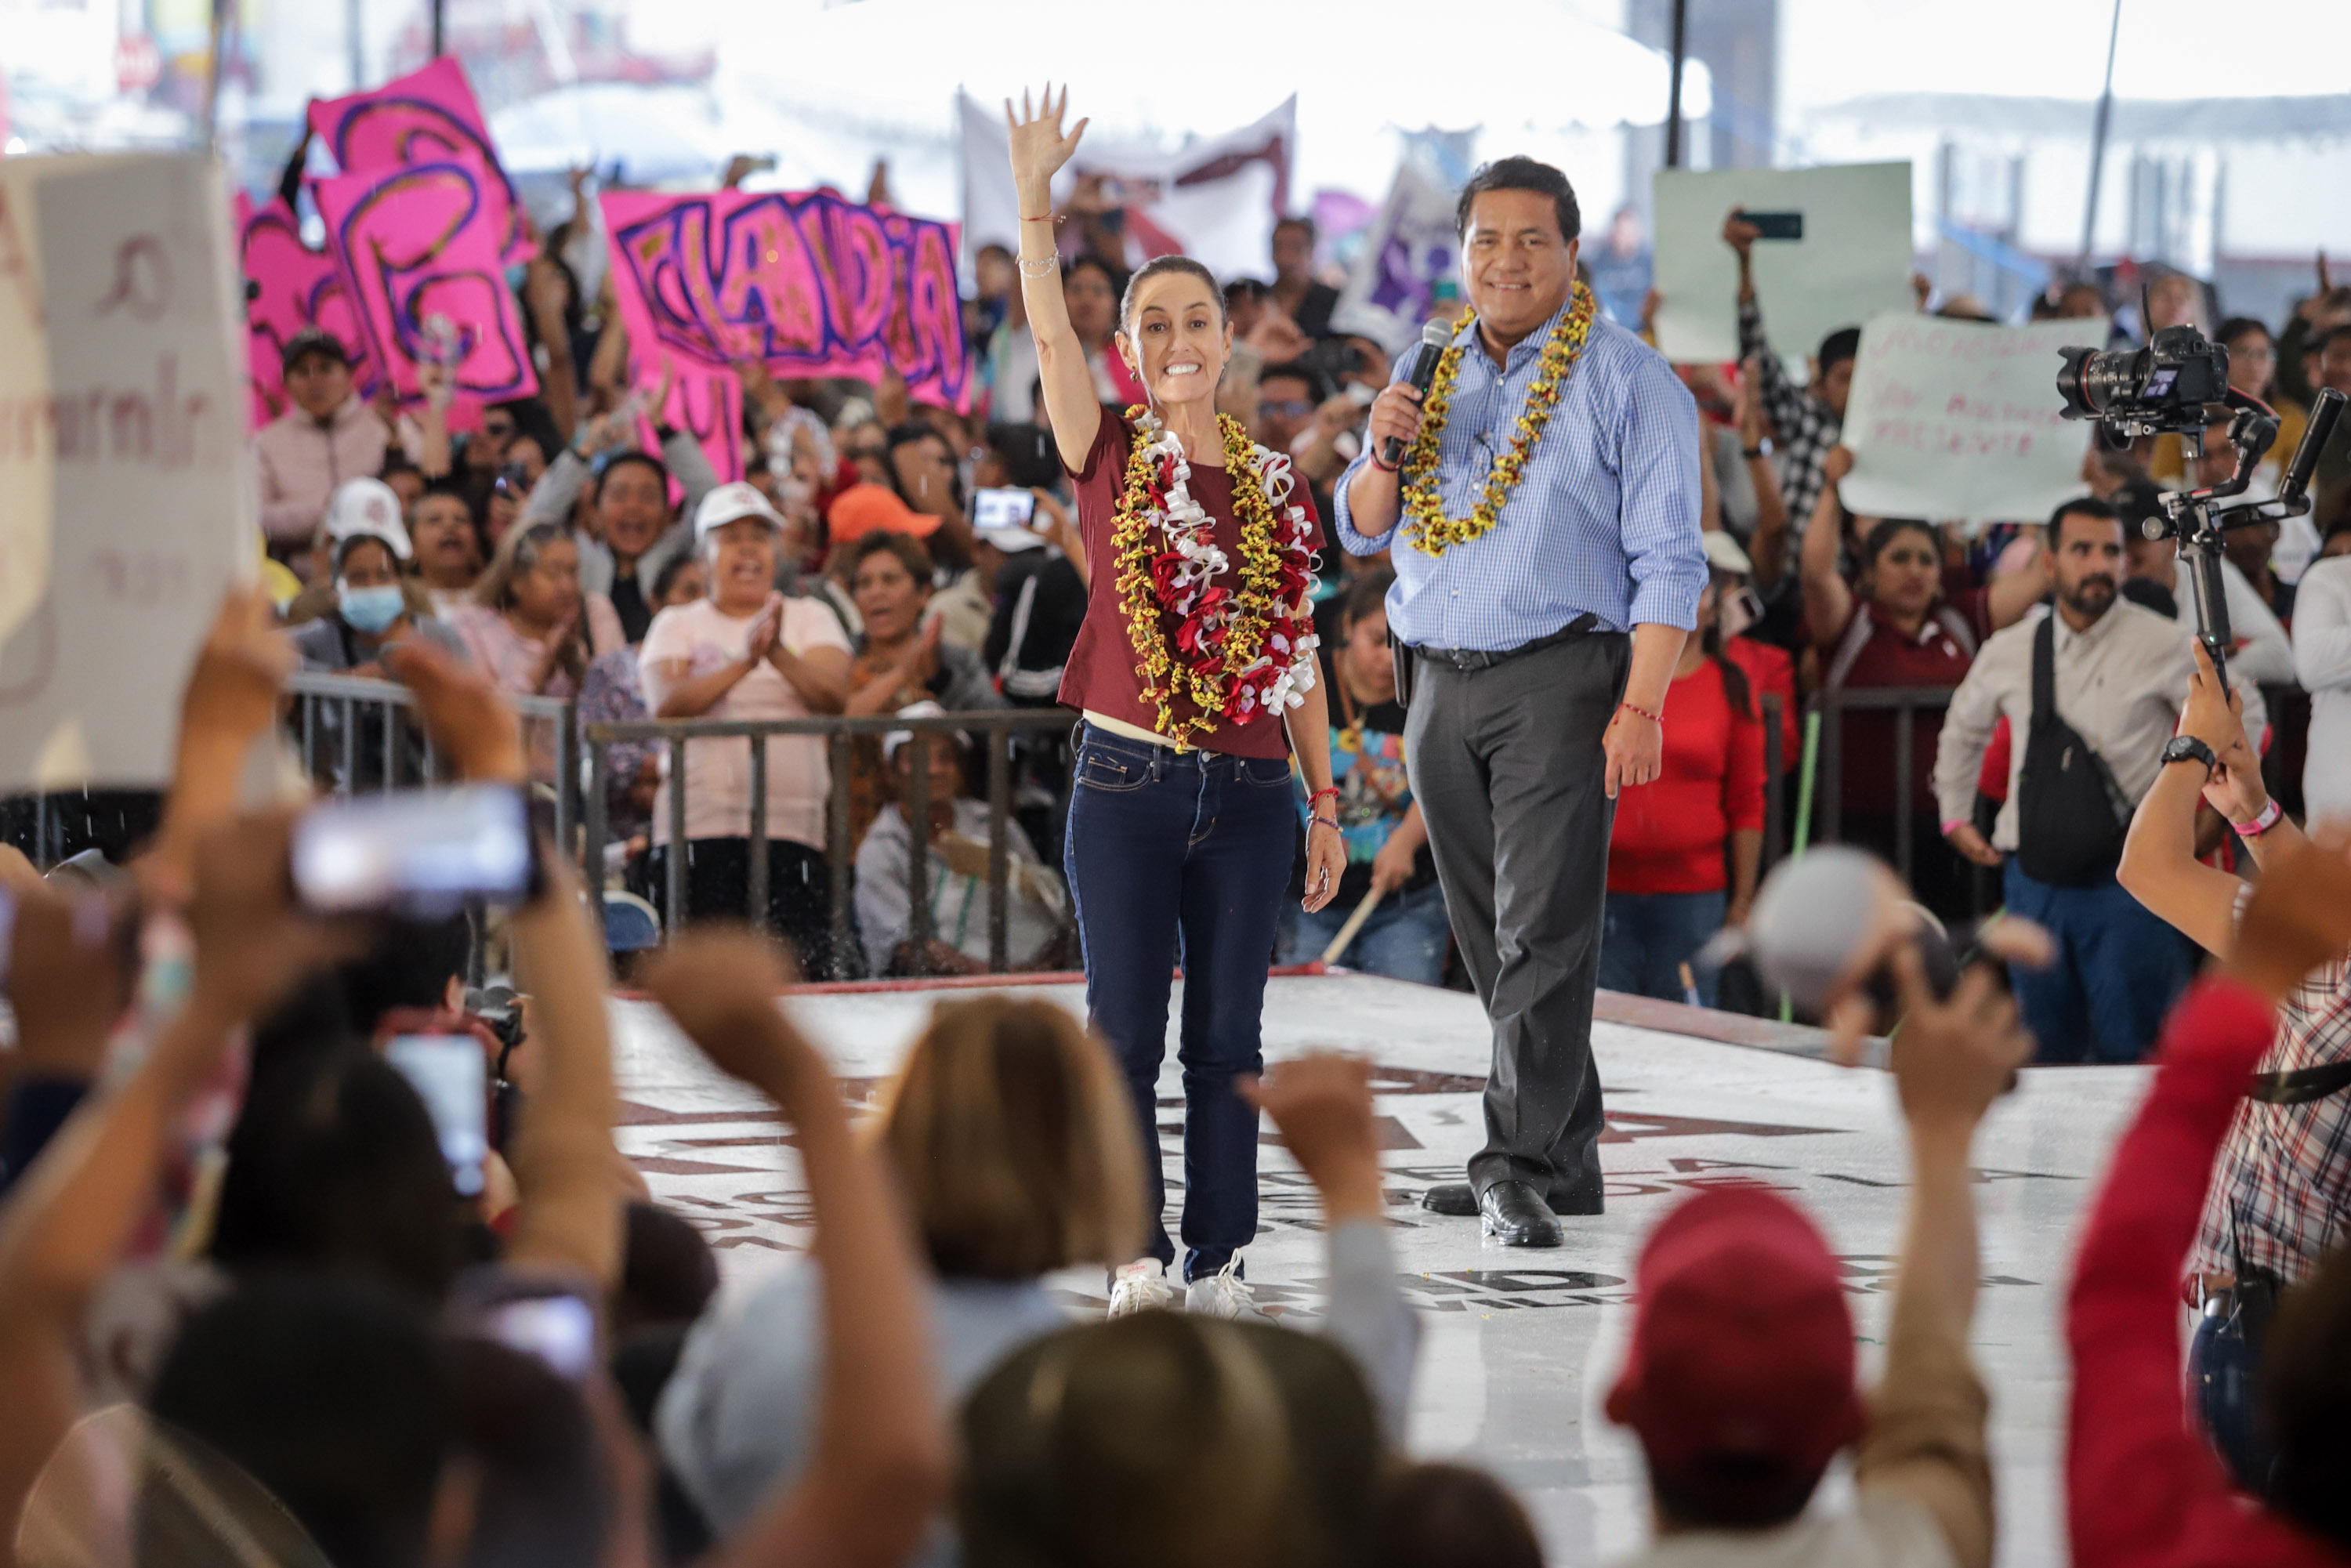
[234,193,379,429]
[313,157,539,408]
[308,57,533,266]
[637,364,745,487]
[602,190,970,412]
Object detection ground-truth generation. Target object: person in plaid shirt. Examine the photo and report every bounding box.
[2114,646,2351,1485]
[1723,211,1860,532]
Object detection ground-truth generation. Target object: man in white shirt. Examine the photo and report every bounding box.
[1933,496,2219,1062]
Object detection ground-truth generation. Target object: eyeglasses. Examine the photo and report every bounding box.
[1259,399,1312,419]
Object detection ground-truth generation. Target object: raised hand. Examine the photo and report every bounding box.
[1886,941,2034,1139]
[1239,1054,1382,1221]
[1004,84,1088,204]
[384,638,527,784]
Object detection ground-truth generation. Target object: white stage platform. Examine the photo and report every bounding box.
[610,971,2149,1568]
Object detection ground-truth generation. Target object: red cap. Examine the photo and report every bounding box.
[1606,1184,1863,1481]
[827,482,941,541]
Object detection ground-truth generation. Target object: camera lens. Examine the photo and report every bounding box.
[2056,345,2148,420]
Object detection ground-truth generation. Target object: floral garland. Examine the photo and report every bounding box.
[1397,281,1597,556]
[1109,406,1320,751]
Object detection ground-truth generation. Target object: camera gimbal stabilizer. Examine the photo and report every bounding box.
[2135,387,2345,690]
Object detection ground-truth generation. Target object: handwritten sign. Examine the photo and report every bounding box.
[313,156,539,409]
[308,56,533,265]
[1652,162,1914,369]
[234,193,379,429]
[0,153,250,790]
[602,190,970,413]
[1840,313,2110,523]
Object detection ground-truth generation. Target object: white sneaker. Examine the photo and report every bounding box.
[1183,1259,1271,1323]
[1107,1260,1178,1317]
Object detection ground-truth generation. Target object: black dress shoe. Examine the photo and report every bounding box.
[1420,1182,1478,1217]
[1479,1180,1563,1248]
[1424,1180,1604,1218]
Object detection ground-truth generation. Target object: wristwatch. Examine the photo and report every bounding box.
[2161,734,2218,778]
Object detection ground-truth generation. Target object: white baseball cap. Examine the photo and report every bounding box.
[694,480,787,540]
[324,477,411,560]
[976,519,1047,554]
[883,700,951,762]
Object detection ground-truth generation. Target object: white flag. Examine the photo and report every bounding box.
[1330,159,1462,359]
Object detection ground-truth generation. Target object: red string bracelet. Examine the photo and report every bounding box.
[1619,701,1662,725]
[1020,212,1053,223]
[1307,786,1342,811]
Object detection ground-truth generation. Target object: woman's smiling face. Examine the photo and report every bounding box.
[1118,271,1229,411]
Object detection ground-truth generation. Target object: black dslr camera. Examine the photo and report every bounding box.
[2054,321,2346,687]
[2056,324,2233,435]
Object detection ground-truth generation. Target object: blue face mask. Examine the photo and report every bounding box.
[338,583,406,636]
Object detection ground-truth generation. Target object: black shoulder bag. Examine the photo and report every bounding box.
[2014,616,2128,887]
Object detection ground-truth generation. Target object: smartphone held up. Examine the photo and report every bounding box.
[291,784,537,919]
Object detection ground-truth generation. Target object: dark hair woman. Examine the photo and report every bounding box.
[1007,85,1344,1319]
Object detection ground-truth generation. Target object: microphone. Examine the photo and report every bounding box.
[1737,846,1958,1016]
[1380,319,1456,469]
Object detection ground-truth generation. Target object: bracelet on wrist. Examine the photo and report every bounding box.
[1618,701,1662,726]
[1369,453,1399,473]
[2232,798,2283,838]
[1742,444,1767,459]
[1017,255,1058,278]
[1306,786,1342,809]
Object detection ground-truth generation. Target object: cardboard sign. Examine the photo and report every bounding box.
[234,193,379,429]
[1651,162,1914,370]
[308,56,533,265]
[0,153,251,790]
[1838,313,2109,523]
[602,190,970,413]
[314,156,540,408]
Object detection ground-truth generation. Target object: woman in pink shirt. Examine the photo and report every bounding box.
[641,483,855,976]
[447,521,625,784]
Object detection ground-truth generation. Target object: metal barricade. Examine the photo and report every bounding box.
[581,707,1077,975]
[282,671,578,851]
[1806,685,1959,889]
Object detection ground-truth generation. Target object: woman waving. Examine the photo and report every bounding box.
[1009,85,1345,1320]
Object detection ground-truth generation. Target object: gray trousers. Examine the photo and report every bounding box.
[1404,632,1628,1202]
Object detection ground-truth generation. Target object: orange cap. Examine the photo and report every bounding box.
[827,482,942,541]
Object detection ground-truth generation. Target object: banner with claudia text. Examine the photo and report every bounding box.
[308,56,534,266]
[1839,312,2110,523]
[602,189,970,413]
[314,155,541,409]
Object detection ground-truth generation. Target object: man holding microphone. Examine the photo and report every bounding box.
[1332,157,1706,1248]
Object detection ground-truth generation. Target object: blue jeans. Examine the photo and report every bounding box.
[2002,858,2194,1063]
[1599,889,1727,1007]
[1279,880,1452,985]
[1064,725,1296,1280]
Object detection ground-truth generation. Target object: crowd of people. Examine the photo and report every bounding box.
[2,585,2349,1568]
[204,152,2351,1044]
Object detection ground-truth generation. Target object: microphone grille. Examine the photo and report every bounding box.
[1420,319,1454,346]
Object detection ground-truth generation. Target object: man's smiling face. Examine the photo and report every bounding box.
[1462,188,1578,346]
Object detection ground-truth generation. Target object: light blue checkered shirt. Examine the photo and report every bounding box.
[1333,298,1707,650]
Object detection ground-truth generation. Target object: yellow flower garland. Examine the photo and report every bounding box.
[1398,281,1597,556]
[1108,407,1314,751]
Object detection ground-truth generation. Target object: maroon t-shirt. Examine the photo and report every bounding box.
[1819,590,1991,816]
[1059,414,1326,760]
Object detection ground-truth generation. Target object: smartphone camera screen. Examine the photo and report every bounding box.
[292,784,533,917]
[384,1034,489,1197]
[973,487,1038,532]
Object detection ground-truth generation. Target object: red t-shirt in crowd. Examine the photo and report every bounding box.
[1818,590,1991,817]
[1607,659,1767,895]
[1060,414,1326,761]
[1726,635,1800,773]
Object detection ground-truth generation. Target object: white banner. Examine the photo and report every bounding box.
[1329,158,1461,358]
[1839,313,2110,523]
[1651,161,1914,370]
[0,153,252,791]
[959,92,1295,284]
